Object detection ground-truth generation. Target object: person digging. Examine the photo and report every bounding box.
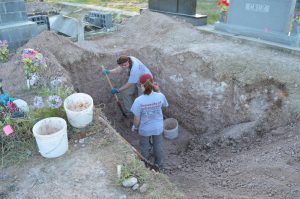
[130,73,168,171]
[102,55,153,117]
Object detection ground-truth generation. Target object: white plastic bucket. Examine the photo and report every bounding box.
[163,118,179,140]
[32,117,68,158]
[63,93,94,128]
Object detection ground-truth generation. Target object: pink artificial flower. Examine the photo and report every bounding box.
[7,102,17,113]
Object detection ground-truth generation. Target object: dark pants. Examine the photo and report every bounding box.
[139,134,163,169]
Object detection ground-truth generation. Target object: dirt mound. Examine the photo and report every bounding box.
[2,8,300,198]
[3,10,300,135]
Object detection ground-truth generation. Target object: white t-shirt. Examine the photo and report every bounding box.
[127,56,152,84]
[131,92,169,136]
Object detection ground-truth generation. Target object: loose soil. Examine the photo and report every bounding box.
[39,126,60,135]
[1,6,300,199]
[68,102,90,112]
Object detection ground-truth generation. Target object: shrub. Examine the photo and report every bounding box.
[0,40,9,62]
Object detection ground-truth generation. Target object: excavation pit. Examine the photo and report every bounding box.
[2,9,300,199]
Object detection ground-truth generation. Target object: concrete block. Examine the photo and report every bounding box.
[10,28,23,42]
[4,1,26,12]
[0,3,5,13]
[0,12,26,24]
[0,21,37,51]
[21,11,28,20]
[84,11,113,28]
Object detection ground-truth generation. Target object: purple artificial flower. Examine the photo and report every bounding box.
[0,40,8,48]
[47,95,62,109]
[34,96,44,109]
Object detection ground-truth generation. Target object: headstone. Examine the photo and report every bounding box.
[178,0,197,15]
[0,0,37,51]
[215,0,299,46]
[148,0,207,26]
[149,0,178,14]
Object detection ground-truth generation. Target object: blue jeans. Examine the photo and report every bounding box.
[140,134,163,169]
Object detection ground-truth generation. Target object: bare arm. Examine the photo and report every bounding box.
[109,66,123,74]
[119,83,134,93]
[133,116,140,127]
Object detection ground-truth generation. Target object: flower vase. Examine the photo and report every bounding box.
[291,20,300,36]
[219,11,228,23]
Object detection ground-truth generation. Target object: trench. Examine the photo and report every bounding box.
[57,47,296,197]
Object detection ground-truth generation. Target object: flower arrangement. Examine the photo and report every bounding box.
[31,84,74,121]
[217,0,230,12]
[294,12,300,22]
[47,95,62,109]
[33,96,45,109]
[0,40,9,62]
[290,12,300,36]
[0,102,17,136]
[33,95,62,109]
[21,48,48,88]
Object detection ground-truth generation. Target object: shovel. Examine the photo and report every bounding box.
[101,66,127,118]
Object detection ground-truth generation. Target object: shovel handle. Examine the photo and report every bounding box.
[101,65,120,102]
[101,66,127,118]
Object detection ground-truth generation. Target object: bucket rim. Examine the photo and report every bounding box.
[64,93,93,113]
[163,118,178,131]
[32,117,67,138]
[164,118,178,124]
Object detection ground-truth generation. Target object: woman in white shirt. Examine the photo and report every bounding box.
[130,74,168,170]
[102,55,152,115]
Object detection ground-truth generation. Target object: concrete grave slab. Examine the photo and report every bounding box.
[215,0,299,46]
[0,0,38,51]
[50,15,79,39]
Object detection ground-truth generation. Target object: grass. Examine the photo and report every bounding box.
[44,0,220,24]
[117,159,150,186]
[0,85,74,169]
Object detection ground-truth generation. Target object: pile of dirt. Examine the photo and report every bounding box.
[79,10,300,135]
[2,8,300,198]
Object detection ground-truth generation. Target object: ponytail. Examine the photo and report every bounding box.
[143,80,153,95]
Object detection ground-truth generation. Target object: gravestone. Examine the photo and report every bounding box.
[0,0,37,51]
[148,0,207,26]
[215,0,299,46]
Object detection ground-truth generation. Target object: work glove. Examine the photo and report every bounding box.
[102,69,110,75]
[111,87,119,95]
[131,125,138,132]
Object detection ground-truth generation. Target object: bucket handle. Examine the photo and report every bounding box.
[41,133,67,156]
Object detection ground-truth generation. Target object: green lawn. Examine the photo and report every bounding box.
[41,0,220,24]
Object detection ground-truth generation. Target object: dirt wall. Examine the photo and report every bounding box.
[1,10,300,138]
